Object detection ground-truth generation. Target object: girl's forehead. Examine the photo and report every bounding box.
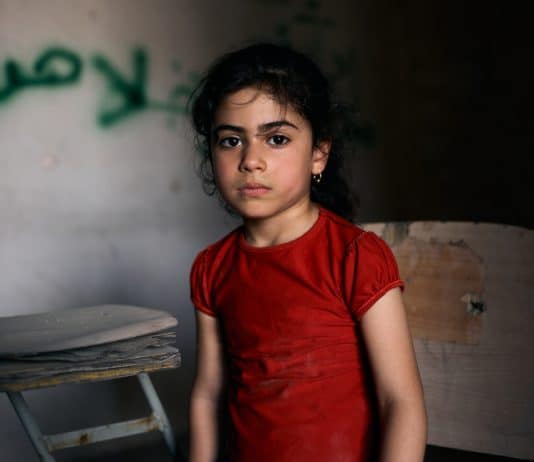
[214,87,302,125]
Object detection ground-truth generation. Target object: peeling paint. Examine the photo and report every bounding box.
[383,222,410,247]
[461,293,486,316]
[391,233,486,344]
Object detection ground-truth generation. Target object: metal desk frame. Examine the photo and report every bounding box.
[4,372,178,462]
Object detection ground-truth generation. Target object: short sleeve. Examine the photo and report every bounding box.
[343,231,405,320]
[189,249,217,317]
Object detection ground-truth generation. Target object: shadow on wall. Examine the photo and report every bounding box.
[350,2,534,229]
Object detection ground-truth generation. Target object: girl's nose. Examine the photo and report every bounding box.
[239,143,266,172]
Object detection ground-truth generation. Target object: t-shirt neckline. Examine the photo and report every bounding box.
[237,206,327,254]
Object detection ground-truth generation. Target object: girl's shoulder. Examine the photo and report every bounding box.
[319,206,396,262]
[189,226,243,316]
[320,206,367,245]
[318,207,404,319]
[191,225,243,268]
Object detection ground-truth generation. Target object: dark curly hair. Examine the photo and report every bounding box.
[189,42,359,221]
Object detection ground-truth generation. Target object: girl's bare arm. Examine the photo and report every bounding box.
[360,288,428,462]
[189,310,225,462]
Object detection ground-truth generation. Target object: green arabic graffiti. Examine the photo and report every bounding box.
[0,47,82,103]
[0,2,357,130]
[0,46,197,128]
[92,48,190,127]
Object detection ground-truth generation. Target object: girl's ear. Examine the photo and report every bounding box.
[312,140,331,174]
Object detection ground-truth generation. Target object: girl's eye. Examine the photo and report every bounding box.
[267,135,289,146]
[219,137,241,148]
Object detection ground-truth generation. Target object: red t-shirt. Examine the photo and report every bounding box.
[190,207,404,461]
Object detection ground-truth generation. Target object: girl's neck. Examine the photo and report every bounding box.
[242,201,320,248]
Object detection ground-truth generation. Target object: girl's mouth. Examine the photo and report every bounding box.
[238,183,271,197]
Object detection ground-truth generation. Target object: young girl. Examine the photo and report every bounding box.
[188,43,427,462]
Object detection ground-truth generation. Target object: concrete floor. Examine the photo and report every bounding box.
[49,439,528,462]
[423,445,528,462]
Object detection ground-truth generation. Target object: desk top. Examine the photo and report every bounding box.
[0,305,177,356]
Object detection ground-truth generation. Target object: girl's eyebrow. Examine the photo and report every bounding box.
[212,120,299,136]
[212,124,245,136]
[258,120,299,132]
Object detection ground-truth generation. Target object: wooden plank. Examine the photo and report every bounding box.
[0,361,179,392]
[363,221,534,460]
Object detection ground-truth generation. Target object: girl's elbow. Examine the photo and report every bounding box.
[378,387,427,424]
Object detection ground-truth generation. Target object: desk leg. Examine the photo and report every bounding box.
[137,373,177,457]
[7,391,55,462]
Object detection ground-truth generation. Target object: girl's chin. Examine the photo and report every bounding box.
[230,199,313,222]
[239,211,270,221]
[234,205,274,221]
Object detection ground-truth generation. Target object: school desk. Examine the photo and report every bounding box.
[0,305,181,462]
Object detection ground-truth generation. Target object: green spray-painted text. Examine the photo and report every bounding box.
[0,46,197,128]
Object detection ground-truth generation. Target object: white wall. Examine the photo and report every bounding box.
[0,1,360,460]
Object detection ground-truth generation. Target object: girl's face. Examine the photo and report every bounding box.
[211,87,329,221]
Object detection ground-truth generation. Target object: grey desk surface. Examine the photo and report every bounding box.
[0,305,178,356]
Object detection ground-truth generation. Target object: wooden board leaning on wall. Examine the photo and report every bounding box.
[362,221,534,461]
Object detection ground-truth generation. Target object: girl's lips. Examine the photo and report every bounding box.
[238,183,271,197]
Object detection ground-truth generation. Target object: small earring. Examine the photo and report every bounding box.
[312,172,322,184]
